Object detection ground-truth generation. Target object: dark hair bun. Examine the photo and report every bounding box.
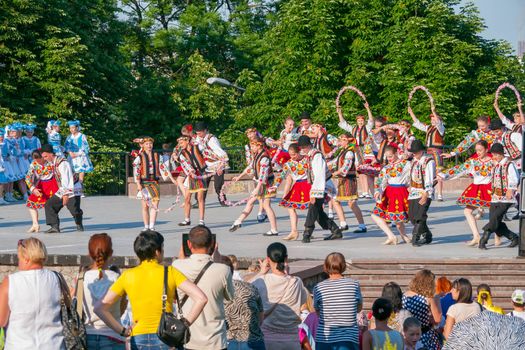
[372,298,393,321]
[267,242,288,272]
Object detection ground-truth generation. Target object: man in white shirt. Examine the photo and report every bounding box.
[194,122,230,206]
[41,144,83,233]
[173,225,235,350]
[297,135,342,243]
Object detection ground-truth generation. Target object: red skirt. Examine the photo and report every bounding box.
[457,183,491,208]
[372,185,409,222]
[26,178,59,209]
[279,180,310,210]
[357,160,381,177]
[270,149,291,166]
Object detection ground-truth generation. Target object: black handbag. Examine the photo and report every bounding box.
[53,271,88,350]
[157,266,191,347]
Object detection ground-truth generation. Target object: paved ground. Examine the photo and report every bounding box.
[0,194,522,260]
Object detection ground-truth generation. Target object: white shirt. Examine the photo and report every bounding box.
[6,269,65,350]
[195,134,229,172]
[408,156,436,200]
[51,157,74,198]
[309,150,327,198]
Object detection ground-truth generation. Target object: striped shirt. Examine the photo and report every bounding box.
[313,277,362,344]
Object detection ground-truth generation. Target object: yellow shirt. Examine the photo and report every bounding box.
[110,260,187,336]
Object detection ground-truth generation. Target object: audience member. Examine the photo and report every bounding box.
[362,298,404,350]
[402,269,442,350]
[477,283,504,314]
[172,225,235,350]
[507,289,525,321]
[252,242,307,350]
[95,230,207,350]
[221,255,265,350]
[0,238,65,349]
[228,254,243,281]
[402,317,423,350]
[83,233,127,349]
[375,281,412,332]
[314,252,362,350]
[443,278,482,339]
[299,294,318,350]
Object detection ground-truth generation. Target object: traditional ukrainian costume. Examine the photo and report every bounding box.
[46,120,64,157]
[195,132,229,198]
[408,150,436,244]
[133,145,162,203]
[12,123,29,175]
[492,130,522,170]
[21,124,41,163]
[312,130,338,161]
[412,118,445,169]
[331,145,358,202]
[499,113,523,134]
[274,157,310,210]
[0,129,7,185]
[373,159,411,222]
[4,124,25,181]
[25,160,58,209]
[441,157,493,208]
[338,119,380,176]
[178,143,208,193]
[244,148,275,200]
[449,128,493,158]
[64,120,94,173]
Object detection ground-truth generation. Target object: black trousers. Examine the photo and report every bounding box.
[45,195,83,227]
[408,198,432,234]
[203,172,225,199]
[482,202,514,238]
[304,198,335,235]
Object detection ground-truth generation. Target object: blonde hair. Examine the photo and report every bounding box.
[18,237,47,265]
[302,294,315,313]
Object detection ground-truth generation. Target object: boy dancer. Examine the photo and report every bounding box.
[297,135,342,243]
[407,140,436,246]
[479,143,519,249]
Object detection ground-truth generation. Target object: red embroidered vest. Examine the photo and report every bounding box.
[425,125,444,148]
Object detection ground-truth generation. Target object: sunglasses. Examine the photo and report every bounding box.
[18,239,25,248]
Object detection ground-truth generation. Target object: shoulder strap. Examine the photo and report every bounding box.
[74,266,86,317]
[263,276,294,319]
[53,270,72,308]
[179,261,213,309]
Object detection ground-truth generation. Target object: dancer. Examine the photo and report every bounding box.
[294,112,314,135]
[376,126,401,165]
[271,143,310,240]
[409,108,445,201]
[21,123,41,163]
[337,102,376,198]
[25,149,58,233]
[439,140,492,246]
[194,121,229,206]
[443,115,493,158]
[407,140,436,246]
[41,144,84,233]
[132,136,161,232]
[176,135,207,226]
[297,135,342,243]
[371,145,411,245]
[64,120,94,187]
[479,143,519,249]
[46,120,63,157]
[330,133,367,233]
[0,129,7,205]
[494,99,524,133]
[4,124,28,201]
[230,138,278,236]
[489,119,522,169]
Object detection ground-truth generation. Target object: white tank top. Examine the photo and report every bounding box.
[6,269,65,350]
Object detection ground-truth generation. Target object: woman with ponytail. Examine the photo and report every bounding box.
[251,243,308,350]
[83,233,127,349]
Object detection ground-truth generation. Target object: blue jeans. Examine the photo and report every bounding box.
[87,334,125,350]
[316,341,359,350]
[130,334,170,350]
[227,339,266,350]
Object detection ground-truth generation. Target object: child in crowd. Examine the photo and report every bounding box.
[299,294,318,350]
[228,254,243,281]
[477,284,504,314]
[508,289,525,321]
[362,298,404,350]
[402,317,425,350]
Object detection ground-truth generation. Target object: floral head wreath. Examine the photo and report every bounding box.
[245,127,257,134]
[250,138,265,147]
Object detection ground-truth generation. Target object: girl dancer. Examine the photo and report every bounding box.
[230,138,278,236]
[439,140,493,246]
[4,124,28,201]
[21,124,41,163]
[409,108,446,201]
[46,120,63,157]
[64,120,94,186]
[330,134,367,233]
[25,149,58,232]
[443,115,493,158]
[371,145,411,245]
[176,135,207,226]
[0,129,7,205]
[271,143,310,240]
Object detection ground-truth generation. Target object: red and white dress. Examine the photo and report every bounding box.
[440,157,493,208]
[274,157,310,210]
[25,161,58,209]
[373,159,411,222]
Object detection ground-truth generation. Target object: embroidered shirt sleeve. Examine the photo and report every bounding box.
[25,162,36,192]
[133,156,141,182]
[452,130,479,155]
[424,159,436,195]
[375,166,387,195]
[412,120,429,133]
[442,160,469,180]
[257,157,270,183]
[273,162,289,187]
[310,153,326,198]
[179,153,194,176]
[340,151,354,177]
[338,120,354,133]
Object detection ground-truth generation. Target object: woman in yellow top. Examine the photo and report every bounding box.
[95,230,207,349]
[476,284,504,314]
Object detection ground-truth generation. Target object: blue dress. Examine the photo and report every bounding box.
[64,133,93,173]
[47,131,64,157]
[402,294,442,350]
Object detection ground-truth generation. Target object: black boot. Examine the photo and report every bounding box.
[423,230,433,244]
[74,215,84,232]
[411,224,422,247]
[45,225,60,234]
[502,229,520,248]
[302,228,313,243]
[324,221,343,240]
[479,230,491,250]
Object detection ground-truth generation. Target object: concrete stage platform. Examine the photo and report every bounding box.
[0,194,522,260]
